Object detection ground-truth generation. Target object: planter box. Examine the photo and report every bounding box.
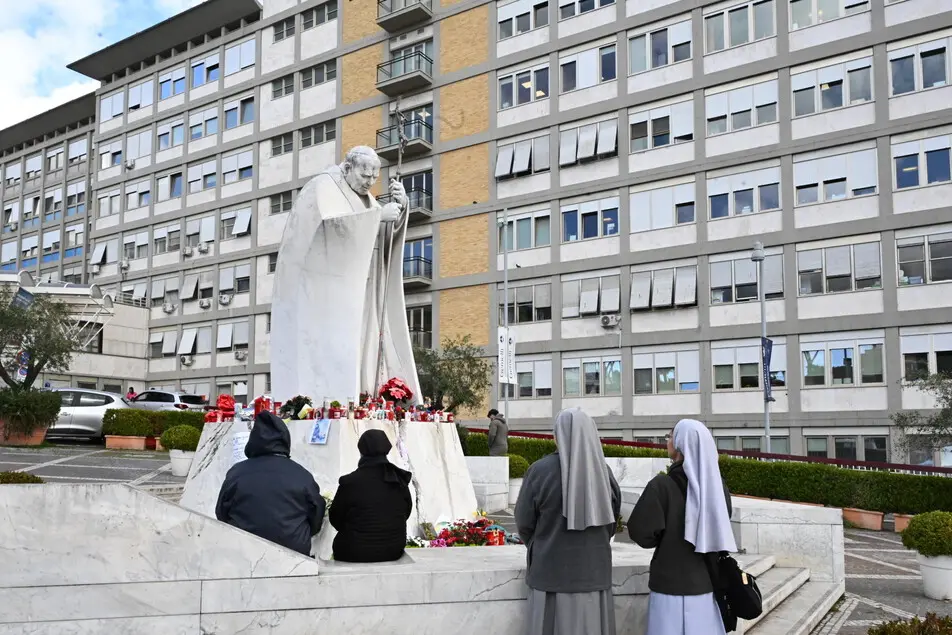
[0,425,48,446]
[894,514,914,533]
[843,508,884,530]
[105,435,148,451]
[918,554,952,600]
[508,478,523,507]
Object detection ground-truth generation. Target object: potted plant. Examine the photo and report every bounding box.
[901,511,952,601]
[0,389,61,446]
[160,425,202,477]
[102,410,153,450]
[328,400,344,419]
[507,454,529,507]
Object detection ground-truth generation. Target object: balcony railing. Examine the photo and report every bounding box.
[409,329,433,349]
[375,119,433,161]
[378,187,432,215]
[403,256,433,281]
[376,52,433,95]
[377,0,433,31]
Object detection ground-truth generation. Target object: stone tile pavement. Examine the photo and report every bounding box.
[0,442,182,487]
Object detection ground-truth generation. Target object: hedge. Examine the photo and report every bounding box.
[464,432,952,515]
[104,409,205,438]
[869,614,952,635]
[0,471,43,484]
[102,410,153,437]
[507,454,529,479]
[160,425,201,452]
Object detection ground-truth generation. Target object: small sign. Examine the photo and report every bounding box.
[761,337,774,403]
[497,327,517,385]
[10,288,34,310]
[232,430,251,464]
[17,366,27,378]
[308,419,330,445]
[15,350,30,367]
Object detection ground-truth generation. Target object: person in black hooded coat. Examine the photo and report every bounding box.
[330,429,413,563]
[216,411,326,556]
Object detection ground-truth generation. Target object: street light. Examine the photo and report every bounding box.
[497,211,510,419]
[750,241,772,454]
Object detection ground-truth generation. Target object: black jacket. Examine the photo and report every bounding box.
[330,457,413,563]
[215,412,325,556]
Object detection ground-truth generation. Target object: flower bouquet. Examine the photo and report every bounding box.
[279,395,313,420]
[379,377,413,406]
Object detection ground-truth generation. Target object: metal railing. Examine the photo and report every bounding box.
[409,330,433,349]
[113,291,148,308]
[377,51,434,83]
[378,187,432,212]
[403,256,433,280]
[376,118,434,147]
[378,0,432,17]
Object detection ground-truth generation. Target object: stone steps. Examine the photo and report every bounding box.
[135,484,184,505]
[739,566,811,633]
[748,579,846,635]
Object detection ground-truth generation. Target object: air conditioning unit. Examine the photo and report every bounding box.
[119,259,130,270]
[219,293,232,306]
[182,246,194,257]
[199,298,212,309]
[91,264,101,275]
[180,355,194,366]
[125,160,135,171]
[234,350,248,362]
[162,303,177,314]
[600,314,621,329]
[9,222,17,231]
[197,242,210,254]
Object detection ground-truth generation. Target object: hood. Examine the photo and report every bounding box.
[491,414,507,425]
[245,411,292,458]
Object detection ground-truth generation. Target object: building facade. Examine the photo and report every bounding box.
[1,0,951,461]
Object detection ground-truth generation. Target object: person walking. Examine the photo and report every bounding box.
[487,408,509,457]
[330,429,413,563]
[514,407,621,635]
[627,418,735,635]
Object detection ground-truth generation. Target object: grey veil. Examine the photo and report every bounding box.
[554,408,615,531]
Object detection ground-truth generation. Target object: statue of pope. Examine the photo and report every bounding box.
[270,146,422,404]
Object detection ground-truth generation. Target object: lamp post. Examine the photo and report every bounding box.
[750,241,772,454]
[498,211,510,419]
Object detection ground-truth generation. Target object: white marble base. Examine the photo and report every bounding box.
[180,418,478,560]
[509,477,523,507]
[466,456,510,513]
[605,457,670,519]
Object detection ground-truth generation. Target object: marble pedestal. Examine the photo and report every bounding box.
[180,417,478,559]
[465,456,509,513]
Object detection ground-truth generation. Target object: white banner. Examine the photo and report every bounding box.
[497,327,516,384]
[507,330,517,385]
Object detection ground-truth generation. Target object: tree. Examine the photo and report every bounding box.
[891,373,952,458]
[414,335,492,414]
[0,287,82,391]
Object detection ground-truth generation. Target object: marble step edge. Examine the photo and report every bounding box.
[745,555,778,579]
[738,567,811,634]
[746,580,846,635]
[135,483,185,496]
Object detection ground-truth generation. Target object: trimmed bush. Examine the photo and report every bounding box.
[0,389,61,439]
[508,454,529,479]
[868,614,952,635]
[456,424,470,455]
[0,471,43,484]
[160,425,201,452]
[901,511,952,558]
[159,410,205,433]
[102,409,153,437]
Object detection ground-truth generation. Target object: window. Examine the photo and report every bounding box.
[270,192,294,214]
[149,332,178,358]
[834,436,857,460]
[898,232,952,286]
[271,134,293,157]
[186,160,217,194]
[705,0,774,53]
[122,232,149,261]
[791,57,872,117]
[629,265,698,310]
[64,224,84,258]
[495,135,551,179]
[498,212,550,251]
[158,68,186,100]
[46,147,64,173]
[628,21,692,74]
[500,359,553,399]
[301,121,336,148]
[561,355,621,397]
[390,40,434,77]
[217,321,250,352]
[41,229,61,263]
[219,263,252,295]
[303,1,338,28]
[630,100,692,152]
[97,191,120,218]
[274,17,296,42]
[561,274,621,318]
[224,39,256,76]
[156,172,184,202]
[222,150,254,183]
[498,1,548,40]
[633,349,700,394]
[65,182,86,217]
[125,180,152,210]
[498,64,549,110]
[223,97,254,130]
[900,330,952,381]
[302,61,336,90]
[98,139,123,170]
[558,0,613,20]
[561,196,619,242]
[790,0,869,30]
[630,182,696,231]
[272,75,294,99]
[191,53,220,87]
[712,341,788,390]
[707,166,781,220]
[187,108,218,141]
[406,305,432,348]
[892,134,952,191]
[99,91,124,122]
[800,336,885,387]
[560,119,619,166]
[268,253,278,273]
[67,139,88,165]
[153,223,181,255]
[797,242,881,295]
[710,254,784,304]
[220,209,252,240]
[793,149,878,204]
[706,79,778,137]
[559,45,617,93]
[4,162,22,187]
[127,80,154,111]
[156,119,185,151]
[498,282,553,324]
[43,188,63,223]
[889,39,949,96]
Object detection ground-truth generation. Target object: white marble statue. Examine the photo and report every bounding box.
[271,146,422,403]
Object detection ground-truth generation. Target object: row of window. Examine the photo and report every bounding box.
[149,320,252,358]
[2,139,88,190]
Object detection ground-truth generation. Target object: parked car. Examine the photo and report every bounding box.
[129,390,208,412]
[46,388,130,440]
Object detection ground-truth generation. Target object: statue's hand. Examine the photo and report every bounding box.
[389,178,408,209]
[380,202,401,223]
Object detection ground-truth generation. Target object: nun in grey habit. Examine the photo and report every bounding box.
[628,418,736,635]
[514,407,621,635]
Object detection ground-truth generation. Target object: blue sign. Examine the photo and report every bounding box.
[10,288,34,310]
[15,350,30,367]
[762,337,774,403]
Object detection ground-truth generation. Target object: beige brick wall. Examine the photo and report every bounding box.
[439,214,489,277]
[341,44,384,105]
[341,0,382,43]
[439,143,489,210]
[340,106,384,195]
[440,6,489,75]
[439,75,489,142]
[439,285,490,347]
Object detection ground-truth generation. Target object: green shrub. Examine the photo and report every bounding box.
[901,511,952,558]
[868,613,952,635]
[101,409,153,437]
[160,425,201,452]
[159,410,205,433]
[0,389,61,439]
[456,424,470,455]
[0,471,43,484]
[507,454,529,479]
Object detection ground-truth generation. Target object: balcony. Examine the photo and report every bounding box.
[403,256,432,289]
[375,119,433,162]
[409,329,433,349]
[378,187,433,223]
[377,0,432,32]
[376,51,433,96]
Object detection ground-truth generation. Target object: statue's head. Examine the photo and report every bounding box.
[341,146,381,196]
